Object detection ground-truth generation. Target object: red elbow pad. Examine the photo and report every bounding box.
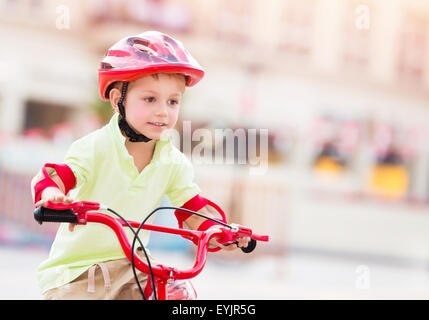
[33,163,76,203]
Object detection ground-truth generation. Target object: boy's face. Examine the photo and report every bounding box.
[111,73,186,140]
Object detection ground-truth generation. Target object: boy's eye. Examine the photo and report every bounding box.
[168,99,179,106]
[144,97,155,103]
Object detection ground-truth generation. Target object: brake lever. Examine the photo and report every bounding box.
[216,224,269,254]
[45,200,103,211]
[217,224,269,244]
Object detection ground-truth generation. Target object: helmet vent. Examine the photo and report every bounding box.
[101,62,113,70]
[133,40,157,56]
[163,40,175,54]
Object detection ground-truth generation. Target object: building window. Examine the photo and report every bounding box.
[5,0,17,9]
[29,0,43,12]
[88,0,192,32]
[277,0,316,56]
[396,10,428,86]
[214,0,252,46]
[23,100,74,134]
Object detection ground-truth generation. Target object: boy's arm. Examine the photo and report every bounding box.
[31,168,75,231]
[31,170,66,201]
[182,204,222,230]
[181,203,250,251]
[31,163,76,204]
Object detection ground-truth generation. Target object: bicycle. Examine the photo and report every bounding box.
[33,200,269,300]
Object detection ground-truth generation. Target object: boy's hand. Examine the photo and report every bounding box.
[34,188,75,232]
[208,225,251,251]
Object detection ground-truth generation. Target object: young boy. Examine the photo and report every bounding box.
[30,31,250,300]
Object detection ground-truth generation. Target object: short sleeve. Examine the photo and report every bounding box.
[63,138,92,191]
[165,156,201,208]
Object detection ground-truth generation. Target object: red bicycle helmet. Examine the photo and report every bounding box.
[98,30,205,101]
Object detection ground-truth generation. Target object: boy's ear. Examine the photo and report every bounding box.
[109,87,122,113]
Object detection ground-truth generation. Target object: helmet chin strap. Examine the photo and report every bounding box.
[117,82,152,143]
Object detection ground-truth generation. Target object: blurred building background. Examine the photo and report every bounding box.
[1,0,429,299]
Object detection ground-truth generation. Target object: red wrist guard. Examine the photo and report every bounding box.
[33,163,76,203]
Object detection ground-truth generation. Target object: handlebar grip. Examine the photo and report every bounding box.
[240,238,257,253]
[34,206,78,225]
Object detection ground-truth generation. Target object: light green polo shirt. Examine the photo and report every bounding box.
[37,113,201,294]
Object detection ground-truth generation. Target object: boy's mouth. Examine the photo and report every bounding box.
[148,122,167,127]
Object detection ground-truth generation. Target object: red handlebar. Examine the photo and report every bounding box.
[41,201,269,282]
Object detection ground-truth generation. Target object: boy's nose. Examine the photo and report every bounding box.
[156,103,168,117]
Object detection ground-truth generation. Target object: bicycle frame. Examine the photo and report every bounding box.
[84,211,223,300]
[34,201,269,300]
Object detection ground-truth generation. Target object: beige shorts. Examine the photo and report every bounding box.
[44,256,152,300]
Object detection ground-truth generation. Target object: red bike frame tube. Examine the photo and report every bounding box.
[85,212,222,281]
